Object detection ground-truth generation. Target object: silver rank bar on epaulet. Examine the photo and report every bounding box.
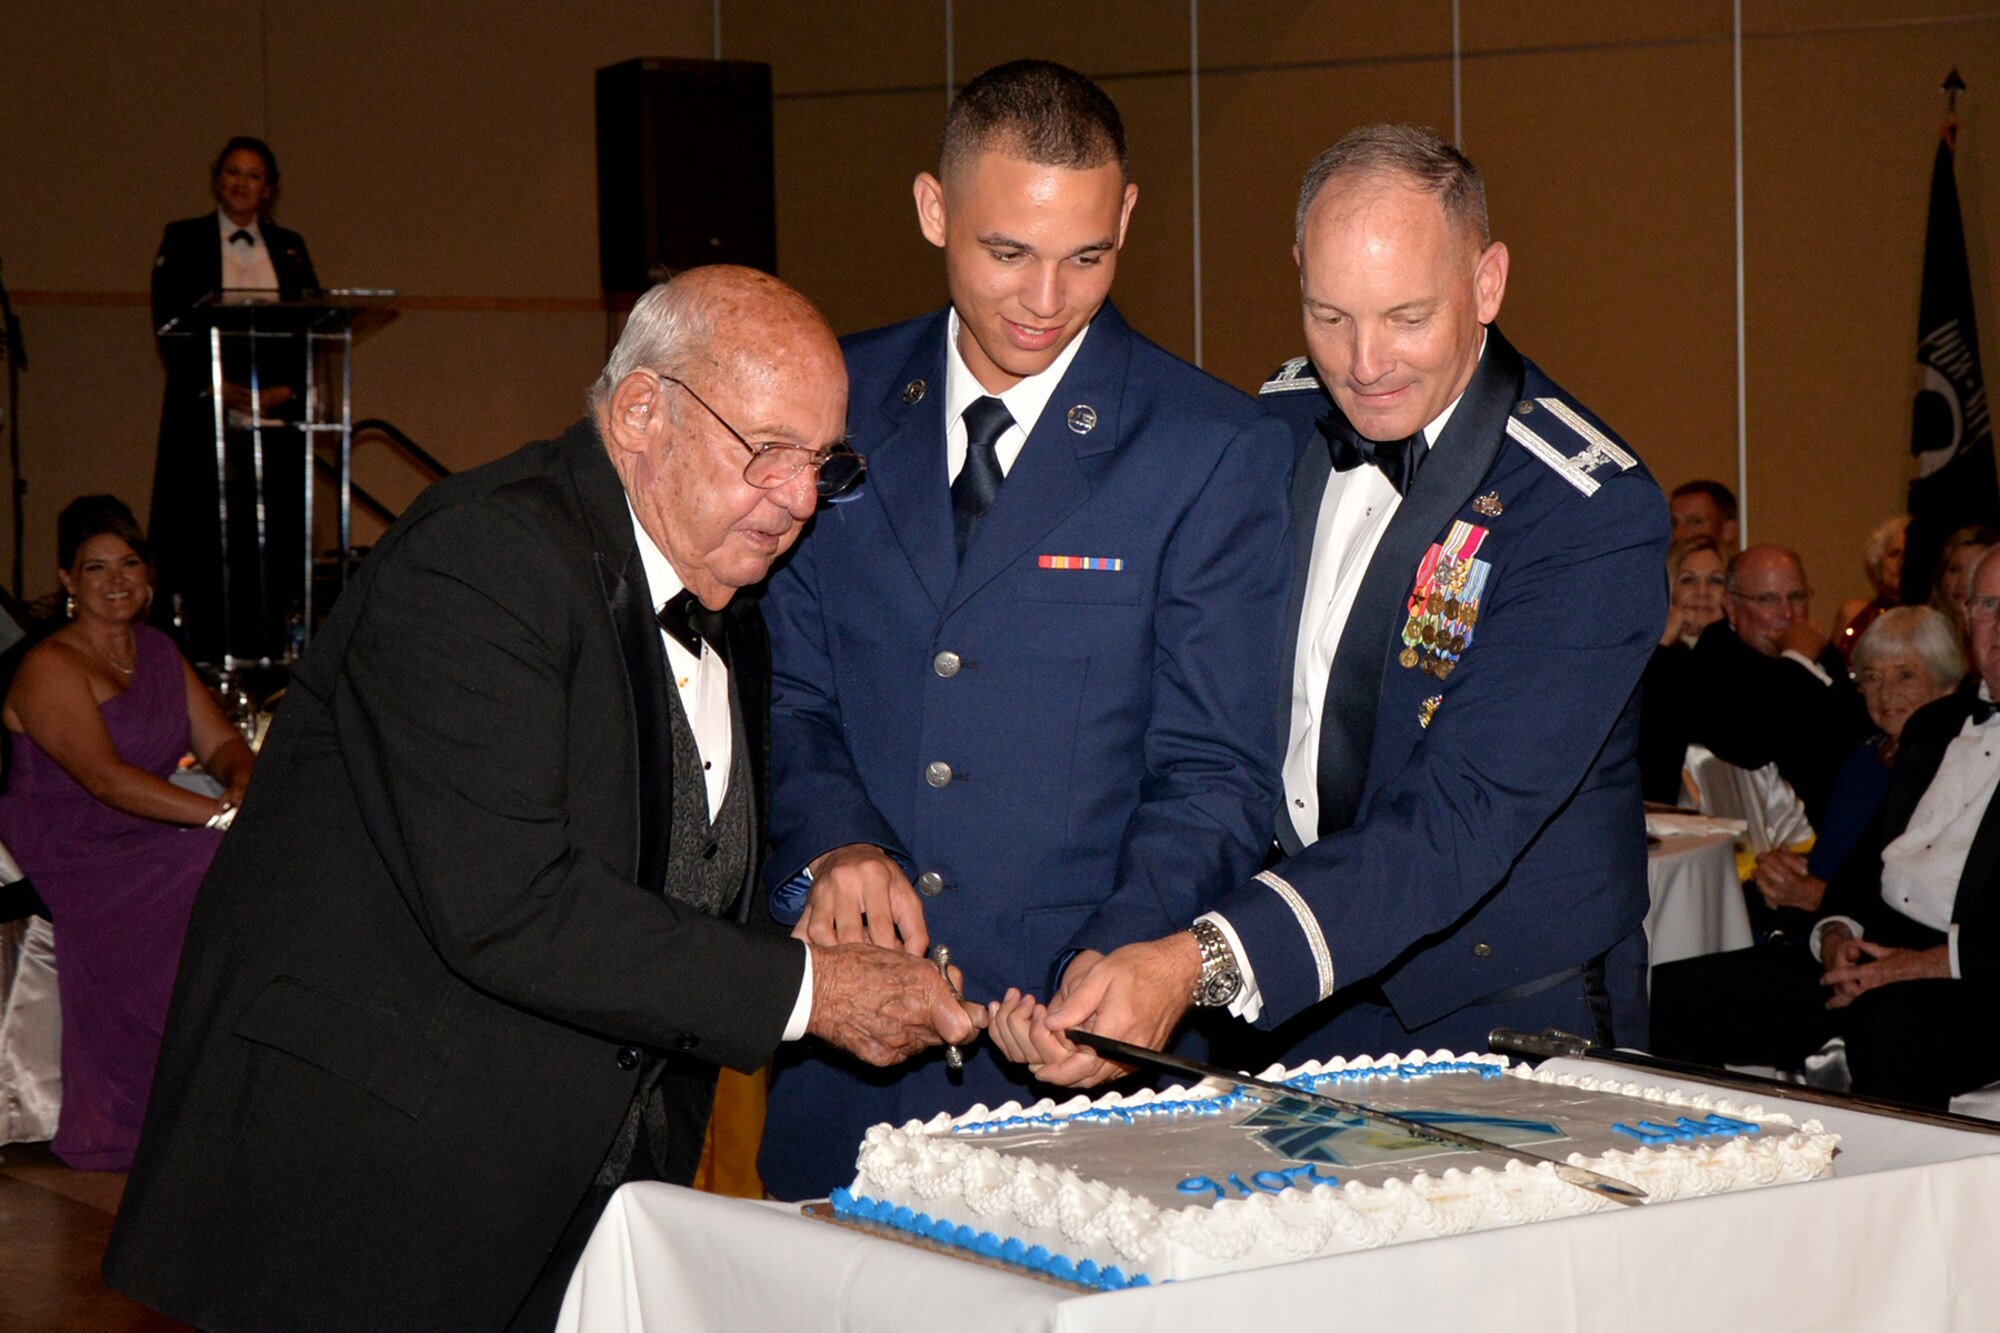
[1259,356,1322,395]
[1505,397,1637,497]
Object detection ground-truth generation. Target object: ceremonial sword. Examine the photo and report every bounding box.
[1067,1029,1647,1206]
[1489,1027,2000,1138]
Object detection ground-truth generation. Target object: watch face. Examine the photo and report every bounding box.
[1199,969,1242,1007]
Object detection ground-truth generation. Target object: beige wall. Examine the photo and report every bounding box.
[4,1,1999,611]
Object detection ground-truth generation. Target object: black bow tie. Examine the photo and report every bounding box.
[1973,696,1997,726]
[228,228,254,246]
[1321,415,1423,496]
[657,590,721,655]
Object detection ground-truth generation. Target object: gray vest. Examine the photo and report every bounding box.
[660,678,750,916]
[596,672,751,1187]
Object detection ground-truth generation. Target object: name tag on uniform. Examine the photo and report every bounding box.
[1037,555,1124,571]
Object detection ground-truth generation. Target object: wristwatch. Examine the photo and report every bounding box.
[1189,919,1243,1008]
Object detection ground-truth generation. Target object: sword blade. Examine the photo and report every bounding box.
[1066,1028,1647,1206]
[1488,1027,2000,1138]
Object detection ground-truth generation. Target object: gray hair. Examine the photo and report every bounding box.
[1864,514,1909,573]
[1294,124,1489,248]
[586,279,717,413]
[1853,605,1965,688]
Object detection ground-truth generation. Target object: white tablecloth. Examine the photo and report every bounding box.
[557,1061,2000,1332]
[1645,831,1752,967]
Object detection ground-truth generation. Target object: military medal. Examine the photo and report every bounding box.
[1401,520,1490,675]
[1418,694,1442,728]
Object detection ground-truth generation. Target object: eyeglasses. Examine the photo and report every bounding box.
[658,374,865,501]
[1967,595,2000,623]
[1729,589,1811,610]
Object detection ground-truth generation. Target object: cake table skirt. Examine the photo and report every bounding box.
[557,1071,2000,1333]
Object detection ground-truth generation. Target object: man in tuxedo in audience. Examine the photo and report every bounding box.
[1670,478,1740,549]
[754,60,1293,1200]
[104,267,980,1332]
[1652,547,2000,1109]
[1685,544,1871,826]
[991,124,1667,1086]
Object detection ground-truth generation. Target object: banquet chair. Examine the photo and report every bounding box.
[0,836,59,1146]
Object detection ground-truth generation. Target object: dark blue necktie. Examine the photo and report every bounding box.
[952,396,1014,561]
[1322,414,1422,495]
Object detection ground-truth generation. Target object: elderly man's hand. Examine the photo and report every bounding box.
[792,843,928,956]
[1752,849,1826,912]
[1779,617,1831,662]
[807,942,984,1067]
[1821,939,1949,1010]
[998,934,1201,1089]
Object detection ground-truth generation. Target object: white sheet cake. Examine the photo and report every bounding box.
[830,1051,1838,1288]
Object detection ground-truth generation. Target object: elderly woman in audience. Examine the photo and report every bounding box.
[1749,606,1963,920]
[1832,515,1906,664]
[0,496,253,1169]
[1931,524,1999,647]
[1651,551,2000,1109]
[1638,537,1728,802]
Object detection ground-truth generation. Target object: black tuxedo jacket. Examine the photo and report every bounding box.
[1685,619,1871,825]
[151,212,319,385]
[105,419,804,1331]
[1821,682,2000,987]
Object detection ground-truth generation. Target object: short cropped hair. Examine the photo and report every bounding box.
[1864,515,1910,574]
[1853,604,1965,690]
[57,494,149,571]
[939,60,1127,182]
[1670,479,1739,521]
[586,278,718,414]
[1294,124,1488,248]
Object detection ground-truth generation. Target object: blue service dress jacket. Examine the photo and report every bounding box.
[757,302,1294,1200]
[1221,326,1668,1066]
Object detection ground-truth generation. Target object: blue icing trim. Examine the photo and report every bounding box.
[951,1060,1509,1136]
[839,1189,1148,1289]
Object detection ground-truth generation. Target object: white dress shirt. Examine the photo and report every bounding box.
[1203,343,1481,1021]
[627,504,812,1040]
[217,210,280,293]
[943,308,1092,482]
[1816,686,2000,977]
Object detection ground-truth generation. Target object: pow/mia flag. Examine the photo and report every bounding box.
[1904,120,2000,605]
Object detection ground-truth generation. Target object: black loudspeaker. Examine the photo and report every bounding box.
[596,58,777,294]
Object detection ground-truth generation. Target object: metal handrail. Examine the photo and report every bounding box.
[310,417,452,529]
[351,417,451,482]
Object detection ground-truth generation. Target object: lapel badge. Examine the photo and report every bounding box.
[1473,491,1503,517]
[1066,404,1098,435]
[1418,694,1442,729]
[902,379,927,405]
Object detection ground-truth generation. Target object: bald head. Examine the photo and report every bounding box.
[1724,544,1811,657]
[590,265,841,417]
[594,266,848,610]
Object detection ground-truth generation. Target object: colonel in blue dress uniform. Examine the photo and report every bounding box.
[999,125,1668,1087]
[755,63,1293,1200]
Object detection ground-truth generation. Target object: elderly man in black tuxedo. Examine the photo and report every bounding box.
[104,266,981,1332]
[1653,546,2000,1109]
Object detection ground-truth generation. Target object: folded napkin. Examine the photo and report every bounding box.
[1646,811,1749,839]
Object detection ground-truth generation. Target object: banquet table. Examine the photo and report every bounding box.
[1645,831,1751,968]
[556,1059,2000,1332]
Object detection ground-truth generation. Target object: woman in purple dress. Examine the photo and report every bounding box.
[0,496,254,1169]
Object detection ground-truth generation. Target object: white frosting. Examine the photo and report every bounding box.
[845,1051,1839,1282]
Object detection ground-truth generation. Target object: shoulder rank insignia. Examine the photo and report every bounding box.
[1505,397,1637,497]
[1259,356,1321,395]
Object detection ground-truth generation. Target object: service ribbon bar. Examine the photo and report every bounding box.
[1038,555,1124,571]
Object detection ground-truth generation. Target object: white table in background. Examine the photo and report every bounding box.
[1645,831,1751,967]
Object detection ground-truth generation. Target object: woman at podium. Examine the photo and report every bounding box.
[148,136,318,665]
